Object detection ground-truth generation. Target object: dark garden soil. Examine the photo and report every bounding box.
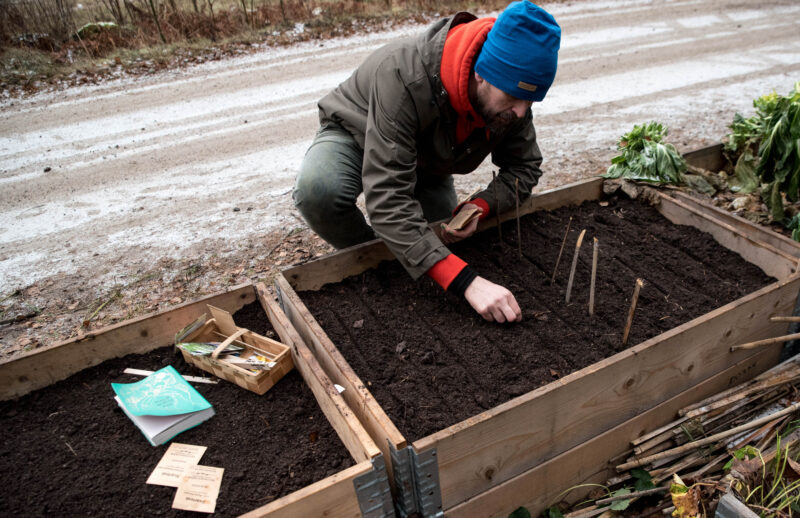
[0,301,354,517]
[299,195,776,442]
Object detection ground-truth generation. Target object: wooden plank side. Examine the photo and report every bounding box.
[670,190,800,259]
[479,177,604,230]
[683,143,726,172]
[282,240,395,292]
[255,283,381,464]
[445,346,780,518]
[0,283,255,401]
[275,274,407,456]
[656,192,798,280]
[414,276,800,510]
[240,461,372,518]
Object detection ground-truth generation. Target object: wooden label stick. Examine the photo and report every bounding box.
[622,278,644,345]
[515,178,522,259]
[492,171,502,241]
[730,332,800,352]
[551,216,572,284]
[589,237,599,316]
[771,316,800,323]
[565,229,586,304]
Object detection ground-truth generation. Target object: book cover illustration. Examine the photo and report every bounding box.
[111,366,214,446]
[112,365,211,416]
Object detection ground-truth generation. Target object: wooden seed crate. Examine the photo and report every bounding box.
[275,144,800,517]
[178,305,294,395]
[0,283,393,518]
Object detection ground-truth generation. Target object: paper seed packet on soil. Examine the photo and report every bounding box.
[172,465,224,513]
[147,443,207,487]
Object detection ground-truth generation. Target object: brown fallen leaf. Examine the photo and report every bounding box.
[15,336,32,348]
[786,457,800,480]
[670,474,701,518]
[730,456,762,486]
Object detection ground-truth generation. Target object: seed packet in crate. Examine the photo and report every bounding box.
[174,305,293,395]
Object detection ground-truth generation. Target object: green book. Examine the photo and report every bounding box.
[111,365,214,446]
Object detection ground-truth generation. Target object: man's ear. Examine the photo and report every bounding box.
[474,71,485,85]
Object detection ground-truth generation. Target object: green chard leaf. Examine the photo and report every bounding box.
[729,152,759,193]
[602,122,686,184]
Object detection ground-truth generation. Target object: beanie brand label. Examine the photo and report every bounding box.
[517,81,538,93]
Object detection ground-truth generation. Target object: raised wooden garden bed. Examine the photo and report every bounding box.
[275,146,800,517]
[0,283,393,518]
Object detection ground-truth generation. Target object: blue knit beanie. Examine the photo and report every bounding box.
[475,1,561,102]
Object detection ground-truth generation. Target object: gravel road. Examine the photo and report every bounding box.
[1,0,799,334]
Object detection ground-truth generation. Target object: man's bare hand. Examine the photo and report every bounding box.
[440,203,482,244]
[464,276,522,323]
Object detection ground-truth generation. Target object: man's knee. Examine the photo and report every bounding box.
[293,174,354,222]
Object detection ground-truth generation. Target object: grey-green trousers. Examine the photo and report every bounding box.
[293,123,458,249]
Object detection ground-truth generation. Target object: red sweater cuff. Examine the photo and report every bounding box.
[426,254,468,291]
[453,198,490,220]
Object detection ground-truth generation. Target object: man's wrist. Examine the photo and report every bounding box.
[427,254,467,290]
[448,266,478,297]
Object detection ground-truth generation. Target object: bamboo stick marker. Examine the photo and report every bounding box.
[730,332,800,352]
[771,316,800,323]
[565,229,586,304]
[616,401,800,471]
[551,216,572,284]
[515,178,522,259]
[492,171,502,241]
[589,237,598,316]
[622,278,644,346]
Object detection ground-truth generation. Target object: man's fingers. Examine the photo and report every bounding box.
[464,276,522,324]
[507,295,522,321]
[465,215,480,234]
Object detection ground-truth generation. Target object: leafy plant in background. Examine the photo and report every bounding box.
[603,121,687,184]
[725,82,800,225]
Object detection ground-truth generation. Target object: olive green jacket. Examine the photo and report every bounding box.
[317,12,544,279]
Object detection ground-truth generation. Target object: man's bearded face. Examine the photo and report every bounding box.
[473,79,533,132]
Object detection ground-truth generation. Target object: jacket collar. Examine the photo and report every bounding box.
[416,12,477,125]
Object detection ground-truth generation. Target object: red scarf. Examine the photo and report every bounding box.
[440,18,495,143]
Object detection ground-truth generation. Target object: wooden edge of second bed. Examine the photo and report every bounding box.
[443,345,782,517]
